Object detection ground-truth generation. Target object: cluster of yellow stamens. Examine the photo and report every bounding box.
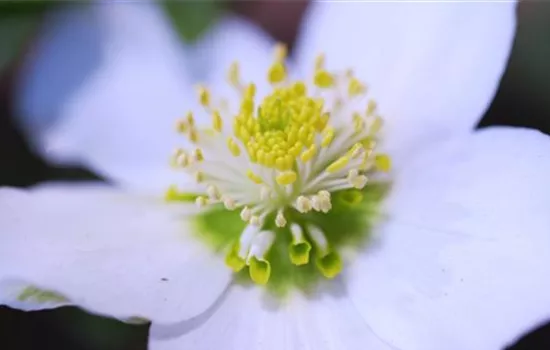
[167,44,391,285]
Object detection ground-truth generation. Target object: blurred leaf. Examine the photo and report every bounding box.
[161,1,224,43]
[55,307,148,350]
[0,2,54,73]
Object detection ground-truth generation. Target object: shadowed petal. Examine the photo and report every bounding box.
[149,281,394,350]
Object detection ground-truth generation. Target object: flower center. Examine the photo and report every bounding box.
[166,44,391,290]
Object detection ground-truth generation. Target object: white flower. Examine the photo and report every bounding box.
[4,2,550,350]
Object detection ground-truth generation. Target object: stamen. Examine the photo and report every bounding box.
[275,210,287,228]
[289,224,311,265]
[175,119,187,133]
[248,231,275,285]
[206,185,220,200]
[366,100,377,116]
[195,196,208,208]
[171,43,392,286]
[314,70,334,88]
[212,110,223,132]
[276,171,297,185]
[307,224,342,279]
[295,196,312,213]
[226,137,241,156]
[250,215,261,226]
[197,86,210,107]
[327,156,350,173]
[240,206,252,222]
[228,62,241,88]
[375,154,392,172]
[223,196,237,210]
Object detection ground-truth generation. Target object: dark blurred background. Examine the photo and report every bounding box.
[0,1,549,349]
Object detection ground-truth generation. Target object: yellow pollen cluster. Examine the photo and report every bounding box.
[168,43,391,285]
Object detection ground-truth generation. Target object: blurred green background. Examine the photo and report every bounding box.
[0,1,549,350]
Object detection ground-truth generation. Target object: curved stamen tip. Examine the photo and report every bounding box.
[289,241,312,266]
[249,257,272,285]
[315,251,343,279]
[225,244,246,272]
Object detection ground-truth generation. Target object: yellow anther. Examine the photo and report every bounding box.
[353,113,365,133]
[375,154,392,172]
[223,196,237,210]
[315,112,330,132]
[321,128,335,147]
[315,53,325,71]
[195,171,204,183]
[300,144,317,162]
[227,137,241,157]
[361,137,377,150]
[366,100,377,116]
[189,128,199,143]
[192,148,204,162]
[276,171,297,185]
[197,86,210,107]
[326,155,350,173]
[268,62,286,84]
[240,206,252,222]
[348,77,366,96]
[212,110,223,132]
[292,81,307,96]
[245,83,256,99]
[370,116,383,134]
[314,70,334,88]
[228,61,240,87]
[348,143,364,158]
[195,196,208,208]
[175,119,187,133]
[186,111,195,127]
[274,43,287,62]
[275,211,287,228]
[240,97,254,116]
[247,170,263,184]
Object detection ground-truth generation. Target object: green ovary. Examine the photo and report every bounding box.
[192,183,389,295]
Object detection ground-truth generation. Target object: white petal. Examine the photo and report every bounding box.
[346,127,550,350]
[149,281,393,350]
[191,14,277,103]
[295,2,517,168]
[15,3,199,191]
[0,184,231,323]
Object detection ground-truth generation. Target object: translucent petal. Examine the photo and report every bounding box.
[346,127,550,350]
[0,184,231,323]
[295,2,517,168]
[149,281,393,350]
